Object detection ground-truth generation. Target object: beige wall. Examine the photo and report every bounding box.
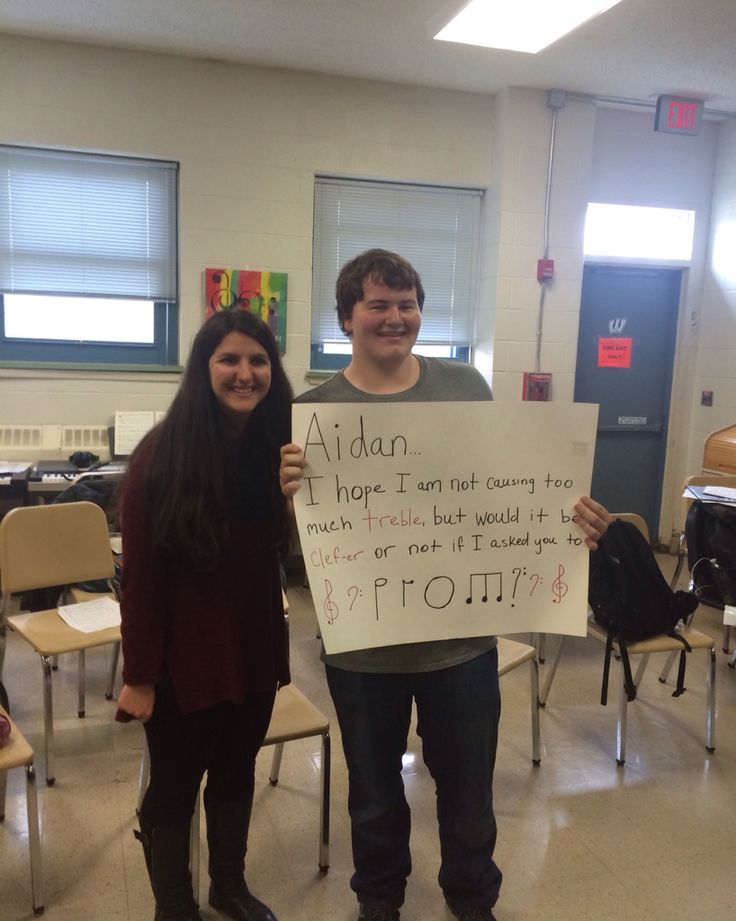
[0,33,493,423]
[695,119,736,471]
[481,89,595,403]
[2,33,735,543]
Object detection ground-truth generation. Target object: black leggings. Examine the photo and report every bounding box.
[140,680,277,830]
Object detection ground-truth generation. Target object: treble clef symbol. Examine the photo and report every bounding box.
[323,579,339,624]
[552,564,568,604]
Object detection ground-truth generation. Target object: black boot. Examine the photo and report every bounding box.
[205,796,278,921]
[138,823,203,921]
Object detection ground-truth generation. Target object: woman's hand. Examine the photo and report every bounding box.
[279,443,307,498]
[118,683,155,722]
[573,496,612,550]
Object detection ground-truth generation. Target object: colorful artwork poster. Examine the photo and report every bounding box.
[597,336,632,368]
[205,268,287,352]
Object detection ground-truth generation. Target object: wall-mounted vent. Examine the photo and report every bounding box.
[0,425,45,450]
[0,424,63,458]
[61,426,110,451]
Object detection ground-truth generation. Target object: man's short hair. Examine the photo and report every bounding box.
[335,249,425,334]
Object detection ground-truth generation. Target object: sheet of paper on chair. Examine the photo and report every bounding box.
[703,484,736,502]
[724,605,736,627]
[683,485,736,505]
[58,597,121,633]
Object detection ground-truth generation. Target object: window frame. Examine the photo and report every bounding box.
[0,144,179,369]
[0,295,178,367]
[311,176,482,372]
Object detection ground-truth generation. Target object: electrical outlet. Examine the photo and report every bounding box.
[701,390,713,406]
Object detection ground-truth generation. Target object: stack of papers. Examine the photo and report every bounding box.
[682,484,736,505]
[703,484,736,501]
[58,597,121,633]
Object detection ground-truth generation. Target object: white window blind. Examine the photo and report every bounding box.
[312,177,482,345]
[0,145,178,301]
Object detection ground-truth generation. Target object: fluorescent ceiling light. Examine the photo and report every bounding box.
[434,0,623,54]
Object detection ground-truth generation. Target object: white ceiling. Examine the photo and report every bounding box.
[2,0,736,112]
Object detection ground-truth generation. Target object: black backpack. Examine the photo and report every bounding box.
[589,519,699,704]
[685,500,736,608]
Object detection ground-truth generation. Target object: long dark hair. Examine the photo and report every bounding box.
[125,309,293,569]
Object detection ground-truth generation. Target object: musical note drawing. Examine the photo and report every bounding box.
[551,564,568,604]
[323,579,339,623]
[529,573,542,595]
[511,567,526,607]
[465,571,502,604]
[348,586,361,611]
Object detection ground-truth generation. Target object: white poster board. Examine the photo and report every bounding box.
[292,401,599,654]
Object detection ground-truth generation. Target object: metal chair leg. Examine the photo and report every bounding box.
[268,743,285,786]
[136,744,150,815]
[25,763,44,915]
[40,656,55,785]
[319,732,330,872]
[538,635,565,706]
[706,647,716,753]
[106,641,121,700]
[530,657,541,765]
[633,652,649,686]
[616,662,628,766]
[658,650,678,683]
[77,649,86,718]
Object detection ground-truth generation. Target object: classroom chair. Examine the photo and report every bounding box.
[538,513,716,765]
[666,473,736,664]
[0,703,44,914]
[0,502,120,783]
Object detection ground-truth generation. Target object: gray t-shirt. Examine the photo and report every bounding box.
[296,356,498,673]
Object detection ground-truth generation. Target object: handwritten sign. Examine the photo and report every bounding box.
[292,402,598,654]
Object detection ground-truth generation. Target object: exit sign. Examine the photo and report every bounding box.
[654,95,703,136]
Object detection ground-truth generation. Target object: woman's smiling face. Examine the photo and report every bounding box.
[208,330,272,431]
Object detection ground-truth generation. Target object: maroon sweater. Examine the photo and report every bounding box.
[118,446,290,716]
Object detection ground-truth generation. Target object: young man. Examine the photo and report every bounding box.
[280,249,610,921]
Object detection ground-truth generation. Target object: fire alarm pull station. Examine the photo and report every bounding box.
[522,372,552,401]
[537,259,554,281]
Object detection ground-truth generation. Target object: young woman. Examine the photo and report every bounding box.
[117,309,292,921]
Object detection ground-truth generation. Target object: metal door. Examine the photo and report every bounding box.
[574,265,681,541]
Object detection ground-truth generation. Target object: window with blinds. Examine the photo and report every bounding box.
[311,177,482,370]
[0,145,179,366]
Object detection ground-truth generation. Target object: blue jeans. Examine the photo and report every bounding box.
[326,648,502,911]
